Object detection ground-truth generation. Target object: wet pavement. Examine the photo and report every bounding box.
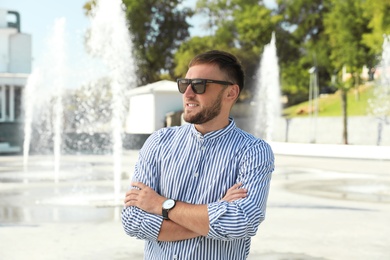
[0,149,389,260]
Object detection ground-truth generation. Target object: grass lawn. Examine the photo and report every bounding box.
[283,84,377,117]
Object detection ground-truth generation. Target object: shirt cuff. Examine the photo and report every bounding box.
[138,212,164,241]
[206,201,229,239]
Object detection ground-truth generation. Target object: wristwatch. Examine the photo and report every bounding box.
[162,199,176,220]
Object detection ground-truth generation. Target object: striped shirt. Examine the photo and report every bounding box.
[122,118,274,259]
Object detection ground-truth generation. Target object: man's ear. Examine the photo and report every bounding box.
[226,84,240,100]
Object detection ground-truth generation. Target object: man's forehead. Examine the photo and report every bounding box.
[186,63,223,77]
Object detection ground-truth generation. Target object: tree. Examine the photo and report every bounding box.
[175,0,278,101]
[324,0,371,144]
[275,0,332,106]
[361,0,390,69]
[174,36,217,78]
[122,0,193,85]
[84,0,193,86]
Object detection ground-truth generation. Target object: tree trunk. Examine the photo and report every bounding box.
[341,88,348,144]
[354,72,360,101]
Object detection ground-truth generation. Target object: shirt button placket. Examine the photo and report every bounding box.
[196,143,205,179]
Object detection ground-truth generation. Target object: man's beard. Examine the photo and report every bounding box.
[183,90,224,125]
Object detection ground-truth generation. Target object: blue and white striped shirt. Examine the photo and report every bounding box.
[122,118,274,259]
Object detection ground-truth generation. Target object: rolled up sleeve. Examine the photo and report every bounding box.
[122,205,163,241]
[121,131,163,241]
[207,143,274,240]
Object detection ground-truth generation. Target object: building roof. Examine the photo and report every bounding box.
[128,80,178,96]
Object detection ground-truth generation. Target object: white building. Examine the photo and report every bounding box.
[125,80,183,134]
[0,9,31,153]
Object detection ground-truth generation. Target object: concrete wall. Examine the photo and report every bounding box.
[234,115,390,146]
[0,9,31,74]
[230,102,390,146]
[9,33,32,73]
[126,94,155,134]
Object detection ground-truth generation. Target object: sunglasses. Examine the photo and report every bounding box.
[177,78,234,94]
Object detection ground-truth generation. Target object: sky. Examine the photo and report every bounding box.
[2,0,90,69]
[1,0,276,87]
[1,0,202,70]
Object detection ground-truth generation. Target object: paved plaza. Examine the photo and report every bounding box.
[0,147,389,260]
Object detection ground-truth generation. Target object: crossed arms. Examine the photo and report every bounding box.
[123,182,247,241]
[121,130,274,243]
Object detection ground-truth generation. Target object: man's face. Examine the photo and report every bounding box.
[182,64,228,125]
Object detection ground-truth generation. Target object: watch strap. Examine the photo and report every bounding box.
[162,208,170,220]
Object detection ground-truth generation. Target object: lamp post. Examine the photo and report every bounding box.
[308,66,319,143]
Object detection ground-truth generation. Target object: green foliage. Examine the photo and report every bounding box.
[82,0,390,108]
[83,0,192,85]
[233,4,275,54]
[324,0,371,74]
[174,36,217,78]
[281,60,310,106]
[120,0,193,85]
[275,0,333,105]
[177,0,279,100]
[362,0,390,64]
[276,0,330,42]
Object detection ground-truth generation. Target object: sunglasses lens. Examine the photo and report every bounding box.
[178,79,190,93]
[191,80,206,94]
[177,79,207,94]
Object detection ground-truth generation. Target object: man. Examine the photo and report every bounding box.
[122,50,274,259]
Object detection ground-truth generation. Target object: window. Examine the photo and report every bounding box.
[0,85,5,121]
[0,85,23,122]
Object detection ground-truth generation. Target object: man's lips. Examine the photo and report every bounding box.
[186,103,199,107]
[185,100,199,108]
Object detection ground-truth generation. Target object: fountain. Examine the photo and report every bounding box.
[22,68,41,172]
[252,32,282,141]
[51,18,66,184]
[21,17,68,186]
[368,35,390,145]
[86,0,137,204]
[13,0,137,222]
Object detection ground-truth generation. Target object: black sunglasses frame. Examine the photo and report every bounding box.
[177,78,234,94]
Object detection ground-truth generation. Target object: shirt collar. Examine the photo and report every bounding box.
[190,117,236,140]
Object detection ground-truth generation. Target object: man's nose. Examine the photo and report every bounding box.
[183,84,195,96]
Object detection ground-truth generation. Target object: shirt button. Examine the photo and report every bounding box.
[201,146,205,151]
[194,172,199,177]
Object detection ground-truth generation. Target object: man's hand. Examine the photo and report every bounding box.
[221,182,247,202]
[124,182,165,215]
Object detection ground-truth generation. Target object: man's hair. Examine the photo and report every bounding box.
[189,50,245,93]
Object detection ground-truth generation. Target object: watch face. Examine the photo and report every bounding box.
[163,199,175,209]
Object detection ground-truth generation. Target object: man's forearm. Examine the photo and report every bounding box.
[167,201,210,236]
[158,219,201,241]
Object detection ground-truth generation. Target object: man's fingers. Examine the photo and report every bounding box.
[124,193,138,203]
[226,182,242,192]
[124,187,145,205]
[225,192,247,202]
[228,187,247,196]
[131,182,147,190]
